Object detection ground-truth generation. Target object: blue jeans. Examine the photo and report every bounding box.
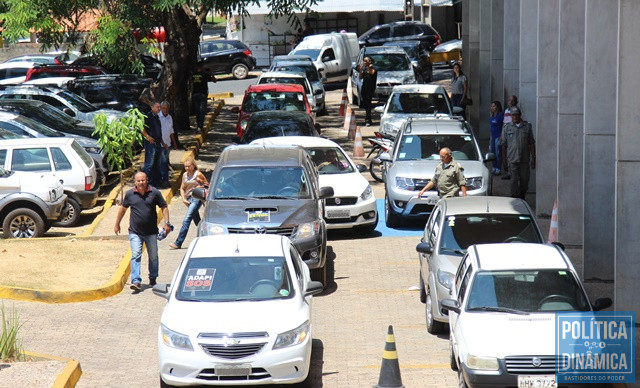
[174,197,202,248]
[129,234,159,284]
[160,147,170,183]
[193,93,207,129]
[489,134,502,171]
[144,142,163,186]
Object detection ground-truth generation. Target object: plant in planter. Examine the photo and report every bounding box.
[0,302,24,362]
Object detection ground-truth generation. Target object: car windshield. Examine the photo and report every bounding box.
[273,65,319,82]
[306,147,354,174]
[175,256,293,302]
[243,92,306,113]
[243,118,314,143]
[259,76,310,94]
[58,90,97,112]
[13,115,65,137]
[290,49,320,61]
[214,166,311,199]
[5,105,75,133]
[466,270,591,313]
[368,53,411,71]
[387,92,451,114]
[396,134,478,161]
[439,214,541,256]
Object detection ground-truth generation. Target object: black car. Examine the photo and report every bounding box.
[66,74,152,112]
[359,21,441,51]
[71,54,163,81]
[199,40,257,80]
[234,111,319,144]
[383,40,433,83]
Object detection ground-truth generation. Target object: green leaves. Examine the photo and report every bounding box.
[92,109,145,175]
[0,301,24,362]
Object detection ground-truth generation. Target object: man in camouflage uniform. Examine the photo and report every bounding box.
[501,106,536,199]
[417,147,467,198]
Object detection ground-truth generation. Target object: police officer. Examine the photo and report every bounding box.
[416,147,467,198]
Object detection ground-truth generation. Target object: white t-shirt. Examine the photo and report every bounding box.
[159,111,174,146]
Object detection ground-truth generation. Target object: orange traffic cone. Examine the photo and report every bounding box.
[348,114,357,140]
[374,325,404,388]
[343,105,353,131]
[547,199,558,243]
[339,88,348,116]
[353,126,365,158]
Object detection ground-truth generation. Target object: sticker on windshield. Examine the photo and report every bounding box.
[274,267,282,281]
[448,216,455,227]
[297,95,303,101]
[248,210,270,222]
[399,152,406,159]
[405,137,413,143]
[279,289,289,296]
[183,268,216,292]
[463,136,471,141]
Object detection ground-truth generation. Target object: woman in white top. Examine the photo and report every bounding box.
[450,62,469,116]
[169,157,209,249]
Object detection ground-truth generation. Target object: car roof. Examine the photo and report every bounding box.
[470,243,570,271]
[219,144,307,167]
[272,55,313,62]
[189,235,288,258]
[246,83,305,93]
[438,196,534,216]
[402,117,469,135]
[390,84,447,94]
[250,135,341,149]
[0,84,63,92]
[0,61,36,69]
[383,40,422,47]
[364,46,408,54]
[0,137,74,146]
[260,71,306,79]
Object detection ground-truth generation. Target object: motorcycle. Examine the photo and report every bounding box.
[367,132,394,183]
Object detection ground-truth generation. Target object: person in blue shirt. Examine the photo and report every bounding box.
[489,100,504,175]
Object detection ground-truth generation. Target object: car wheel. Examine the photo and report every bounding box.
[450,345,458,371]
[354,213,378,235]
[53,197,81,227]
[426,287,446,334]
[458,368,468,388]
[3,208,46,239]
[385,195,401,228]
[419,275,426,303]
[310,266,327,286]
[232,63,249,80]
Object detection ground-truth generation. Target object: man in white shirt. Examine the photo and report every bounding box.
[159,101,177,188]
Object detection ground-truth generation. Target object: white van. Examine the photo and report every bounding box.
[289,32,359,83]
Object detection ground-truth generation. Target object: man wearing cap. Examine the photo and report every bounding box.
[501,106,536,199]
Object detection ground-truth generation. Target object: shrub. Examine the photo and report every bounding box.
[0,301,24,362]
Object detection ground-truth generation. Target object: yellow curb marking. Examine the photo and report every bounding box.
[24,350,82,388]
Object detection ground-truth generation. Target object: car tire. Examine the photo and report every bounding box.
[3,208,46,239]
[232,63,249,80]
[53,197,81,227]
[450,345,458,371]
[419,275,426,303]
[310,266,326,286]
[458,368,468,388]
[384,195,401,228]
[426,287,446,334]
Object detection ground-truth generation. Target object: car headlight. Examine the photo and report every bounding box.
[197,221,227,236]
[273,320,310,350]
[161,324,193,351]
[84,146,101,155]
[437,269,454,290]
[360,185,373,201]
[467,355,499,371]
[465,177,483,191]
[49,189,57,202]
[395,176,416,191]
[292,221,320,240]
[240,120,248,129]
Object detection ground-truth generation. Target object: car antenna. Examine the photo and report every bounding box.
[486,198,490,213]
[235,235,240,253]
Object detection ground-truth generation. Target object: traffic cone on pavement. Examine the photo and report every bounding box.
[374,325,404,388]
[339,88,348,116]
[353,126,365,158]
[343,105,353,131]
[547,199,558,243]
[348,114,357,140]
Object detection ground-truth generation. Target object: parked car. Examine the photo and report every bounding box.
[24,64,107,82]
[443,243,612,388]
[0,85,126,123]
[382,40,433,83]
[350,46,417,107]
[380,116,493,227]
[359,21,441,51]
[0,165,67,238]
[234,111,320,145]
[415,196,545,334]
[257,71,316,112]
[4,54,64,65]
[269,56,326,114]
[153,234,323,386]
[71,54,163,81]
[431,39,462,67]
[198,40,256,80]
[289,32,360,83]
[231,83,313,137]
[0,137,100,227]
[0,128,24,139]
[66,74,152,112]
[192,145,334,284]
[377,84,460,138]
[251,136,378,233]
[23,76,75,88]
[0,61,35,85]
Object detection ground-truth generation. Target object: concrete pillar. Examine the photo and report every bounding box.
[503,0,520,104]
[535,0,559,218]
[477,0,492,139]
[464,0,481,132]
[615,0,640,315]
[519,0,538,192]
[490,0,504,104]
[556,0,585,249]
[583,0,617,280]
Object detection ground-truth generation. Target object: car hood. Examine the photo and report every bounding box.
[204,199,320,227]
[389,160,487,179]
[319,172,369,197]
[434,252,463,276]
[162,296,310,335]
[377,70,415,83]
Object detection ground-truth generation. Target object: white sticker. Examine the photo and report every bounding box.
[464,136,471,141]
[274,267,282,281]
[399,152,406,158]
[405,137,413,143]
[197,269,207,275]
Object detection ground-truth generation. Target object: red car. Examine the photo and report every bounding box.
[231,83,312,137]
[25,65,108,82]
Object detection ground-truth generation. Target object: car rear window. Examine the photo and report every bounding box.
[368,53,410,71]
[214,166,310,199]
[243,118,315,144]
[273,65,319,82]
[387,92,450,114]
[259,76,310,94]
[71,140,94,168]
[244,92,306,113]
[396,134,478,161]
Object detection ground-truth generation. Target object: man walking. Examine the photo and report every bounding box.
[114,171,172,291]
[192,64,215,132]
[501,106,536,199]
[142,101,165,187]
[159,101,177,187]
[416,147,467,198]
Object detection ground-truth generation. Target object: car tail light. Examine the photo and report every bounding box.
[435,35,441,46]
[243,49,253,57]
[85,176,94,191]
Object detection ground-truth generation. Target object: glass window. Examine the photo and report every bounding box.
[58,90,97,113]
[396,134,478,161]
[368,26,390,39]
[307,147,354,174]
[11,148,51,172]
[0,121,30,137]
[12,115,65,137]
[387,92,451,114]
[33,95,67,110]
[243,92,306,113]
[273,65,319,82]
[321,48,336,61]
[51,147,72,170]
[259,76,310,94]
[457,266,471,304]
[0,149,6,165]
[393,24,418,37]
[214,167,310,199]
[290,49,320,61]
[368,53,410,71]
[70,140,94,168]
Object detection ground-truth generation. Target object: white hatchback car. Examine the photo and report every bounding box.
[154,234,323,387]
[251,136,378,233]
[443,243,612,388]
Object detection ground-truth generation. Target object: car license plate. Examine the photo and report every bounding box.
[215,364,251,376]
[517,375,557,388]
[423,195,438,205]
[326,209,350,219]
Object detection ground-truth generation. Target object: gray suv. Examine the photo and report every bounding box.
[193,145,334,284]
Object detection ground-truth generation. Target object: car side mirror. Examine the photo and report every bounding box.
[441,299,460,314]
[321,77,327,83]
[63,108,75,116]
[452,106,464,114]
[305,280,324,296]
[318,186,334,199]
[231,135,241,144]
[192,187,207,201]
[592,297,613,311]
[484,152,496,162]
[356,164,367,173]
[152,283,170,300]
[230,106,240,113]
[374,106,384,113]
[416,242,433,254]
[378,152,392,163]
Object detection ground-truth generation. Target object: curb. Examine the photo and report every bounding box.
[23,350,82,388]
[0,100,226,304]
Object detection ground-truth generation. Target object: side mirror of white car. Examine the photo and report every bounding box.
[378,152,392,163]
[441,298,460,314]
[374,106,384,113]
[152,283,170,300]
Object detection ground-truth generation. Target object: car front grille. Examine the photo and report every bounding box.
[197,367,270,381]
[325,197,358,206]
[227,227,294,237]
[505,355,557,374]
[200,342,267,359]
[198,332,268,339]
